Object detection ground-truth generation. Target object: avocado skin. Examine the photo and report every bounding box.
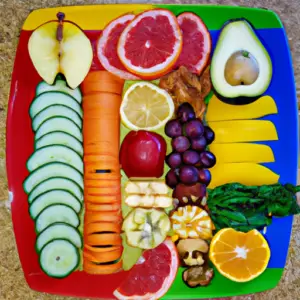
[214,90,261,105]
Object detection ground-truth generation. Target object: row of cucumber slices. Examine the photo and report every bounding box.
[23,77,84,278]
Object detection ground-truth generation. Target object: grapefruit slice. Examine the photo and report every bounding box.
[175,12,211,74]
[113,238,179,300]
[117,9,183,79]
[97,14,139,80]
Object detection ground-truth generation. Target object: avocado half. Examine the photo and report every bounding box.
[211,19,272,98]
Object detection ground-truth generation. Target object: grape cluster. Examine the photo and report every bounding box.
[164,103,216,193]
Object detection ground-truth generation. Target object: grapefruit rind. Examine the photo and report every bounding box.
[117,9,183,79]
[113,239,179,300]
[97,14,140,80]
[176,12,212,75]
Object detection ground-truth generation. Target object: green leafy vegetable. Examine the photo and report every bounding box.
[207,182,300,232]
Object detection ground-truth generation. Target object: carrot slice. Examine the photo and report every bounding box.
[84,155,119,164]
[86,202,121,212]
[85,211,122,223]
[84,222,121,235]
[84,244,121,253]
[83,259,122,274]
[84,143,120,156]
[85,194,120,204]
[84,172,121,180]
[84,70,124,85]
[86,186,121,195]
[84,179,121,188]
[83,248,122,263]
[82,80,123,95]
[85,233,122,246]
[83,93,121,110]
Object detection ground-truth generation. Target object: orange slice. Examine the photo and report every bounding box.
[117,9,182,79]
[209,228,271,282]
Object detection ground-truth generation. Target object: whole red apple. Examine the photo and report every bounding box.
[120,130,167,178]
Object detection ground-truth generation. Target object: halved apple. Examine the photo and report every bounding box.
[28,13,93,89]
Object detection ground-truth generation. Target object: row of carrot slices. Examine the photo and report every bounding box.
[82,71,124,274]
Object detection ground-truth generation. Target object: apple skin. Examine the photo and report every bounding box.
[120,130,167,178]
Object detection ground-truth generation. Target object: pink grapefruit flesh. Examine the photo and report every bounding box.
[113,239,179,300]
[175,12,211,74]
[97,14,139,80]
[117,9,183,79]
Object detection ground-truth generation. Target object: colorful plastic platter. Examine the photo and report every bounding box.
[6,4,298,299]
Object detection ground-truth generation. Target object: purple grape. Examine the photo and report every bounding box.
[199,151,216,168]
[182,150,200,165]
[179,165,199,184]
[184,119,204,138]
[165,152,182,169]
[165,119,183,138]
[191,136,207,152]
[204,126,215,144]
[172,136,190,153]
[198,169,211,185]
[177,103,196,123]
[165,169,179,188]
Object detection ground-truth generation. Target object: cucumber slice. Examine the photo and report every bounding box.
[30,91,82,119]
[28,177,83,203]
[35,117,82,142]
[35,204,79,233]
[30,190,82,219]
[36,80,82,103]
[27,145,83,173]
[24,162,83,194]
[35,131,83,157]
[39,239,79,278]
[36,223,82,252]
[32,105,82,131]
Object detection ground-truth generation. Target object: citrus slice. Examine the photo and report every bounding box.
[113,238,179,300]
[209,228,271,282]
[175,12,211,74]
[121,82,175,131]
[118,9,183,79]
[97,14,139,80]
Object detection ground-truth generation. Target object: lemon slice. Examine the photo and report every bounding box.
[121,82,174,131]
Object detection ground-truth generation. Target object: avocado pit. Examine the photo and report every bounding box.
[224,50,259,86]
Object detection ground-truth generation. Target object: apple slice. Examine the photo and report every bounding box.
[28,13,93,89]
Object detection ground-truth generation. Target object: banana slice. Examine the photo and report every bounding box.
[122,208,171,249]
[125,195,173,208]
[125,181,170,195]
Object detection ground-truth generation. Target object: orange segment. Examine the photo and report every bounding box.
[209,228,270,282]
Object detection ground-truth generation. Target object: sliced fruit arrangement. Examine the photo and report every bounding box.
[96,13,139,80]
[118,9,183,79]
[24,76,84,278]
[82,71,124,274]
[210,19,272,98]
[28,12,93,88]
[175,12,211,74]
[124,180,173,208]
[209,228,271,282]
[121,82,175,131]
